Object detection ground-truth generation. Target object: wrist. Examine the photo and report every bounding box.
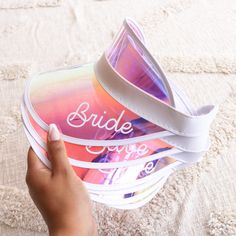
[49,227,78,236]
[49,221,97,236]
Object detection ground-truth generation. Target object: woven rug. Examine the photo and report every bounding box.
[0,0,62,9]
[0,0,236,235]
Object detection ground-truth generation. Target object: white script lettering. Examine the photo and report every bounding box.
[86,143,149,157]
[67,102,133,135]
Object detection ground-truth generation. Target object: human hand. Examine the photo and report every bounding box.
[26,124,97,236]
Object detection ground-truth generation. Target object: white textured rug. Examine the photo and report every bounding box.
[0,0,62,9]
[0,0,236,235]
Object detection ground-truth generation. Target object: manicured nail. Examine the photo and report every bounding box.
[48,124,60,141]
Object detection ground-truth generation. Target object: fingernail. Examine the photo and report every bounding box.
[48,124,60,141]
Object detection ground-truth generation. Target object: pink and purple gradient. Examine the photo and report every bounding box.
[25,121,175,186]
[24,19,177,190]
[23,102,174,179]
[27,20,173,141]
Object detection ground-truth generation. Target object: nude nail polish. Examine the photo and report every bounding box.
[48,124,60,141]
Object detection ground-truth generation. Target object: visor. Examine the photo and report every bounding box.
[22,18,217,209]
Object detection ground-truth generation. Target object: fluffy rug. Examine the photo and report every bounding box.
[0,0,62,9]
[0,0,236,235]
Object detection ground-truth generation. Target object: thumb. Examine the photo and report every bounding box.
[47,124,72,175]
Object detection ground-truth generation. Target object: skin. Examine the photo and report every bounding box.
[26,134,98,236]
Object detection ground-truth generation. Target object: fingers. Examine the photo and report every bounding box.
[27,147,49,172]
[47,124,72,175]
[26,147,50,186]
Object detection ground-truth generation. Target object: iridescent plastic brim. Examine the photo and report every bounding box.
[22,113,178,188]
[90,176,168,207]
[23,123,175,206]
[23,97,206,165]
[24,19,175,145]
[22,98,204,168]
[24,63,174,146]
[106,176,169,209]
[106,19,175,107]
[23,122,173,208]
[22,98,181,168]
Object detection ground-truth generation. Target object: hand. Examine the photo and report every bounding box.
[26,124,97,236]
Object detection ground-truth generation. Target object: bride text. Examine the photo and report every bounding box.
[67,102,133,135]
